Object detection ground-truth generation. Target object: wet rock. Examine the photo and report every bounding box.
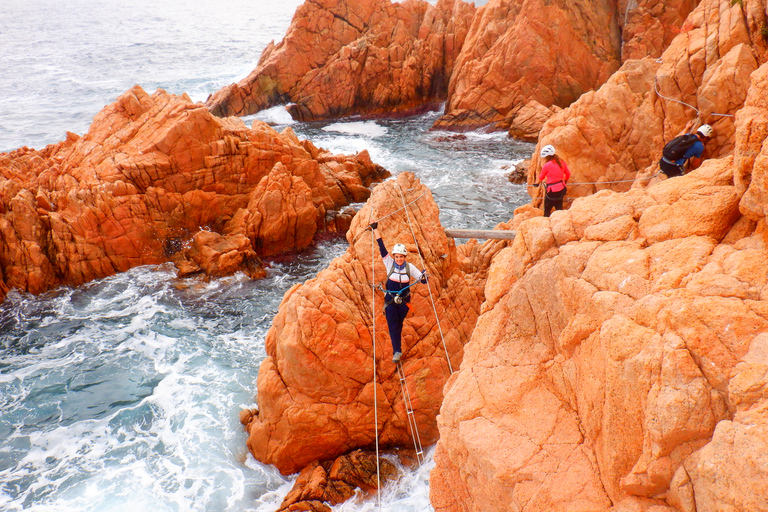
[278,450,399,512]
[507,159,529,184]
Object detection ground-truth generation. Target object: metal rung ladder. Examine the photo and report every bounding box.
[396,361,425,464]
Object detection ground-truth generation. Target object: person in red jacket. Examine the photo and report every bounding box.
[536,144,571,217]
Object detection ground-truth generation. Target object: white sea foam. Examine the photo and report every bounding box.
[322,121,389,138]
[251,106,296,126]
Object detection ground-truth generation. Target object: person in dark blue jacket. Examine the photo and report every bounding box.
[370,222,427,364]
[659,124,713,178]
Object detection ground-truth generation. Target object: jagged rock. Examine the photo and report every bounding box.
[507,159,530,184]
[736,61,768,220]
[206,0,476,121]
[432,155,768,510]
[620,0,700,61]
[0,85,388,302]
[506,101,562,142]
[174,231,266,280]
[240,172,512,475]
[277,450,398,511]
[432,0,622,132]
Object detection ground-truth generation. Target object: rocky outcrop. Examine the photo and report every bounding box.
[430,9,768,510]
[433,0,622,132]
[205,0,706,134]
[529,0,767,205]
[506,101,563,143]
[206,0,476,121]
[239,172,513,475]
[275,449,398,512]
[0,86,388,302]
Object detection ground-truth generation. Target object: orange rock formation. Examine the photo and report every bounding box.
[430,1,768,510]
[206,0,476,121]
[433,0,622,131]
[0,86,388,302]
[239,172,512,475]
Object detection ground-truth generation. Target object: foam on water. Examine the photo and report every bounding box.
[322,121,389,138]
[0,239,350,512]
[249,106,296,127]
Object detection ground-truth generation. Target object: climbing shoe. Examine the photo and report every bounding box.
[392,351,402,363]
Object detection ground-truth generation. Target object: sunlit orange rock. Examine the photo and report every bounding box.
[0,85,388,302]
[432,155,768,510]
[206,0,476,121]
[431,14,768,504]
[620,0,700,61]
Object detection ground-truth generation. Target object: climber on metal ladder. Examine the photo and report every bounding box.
[369,221,427,364]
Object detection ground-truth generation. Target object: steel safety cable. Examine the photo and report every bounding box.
[395,183,454,375]
[367,201,382,512]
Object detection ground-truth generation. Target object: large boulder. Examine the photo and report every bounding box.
[206,0,476,121]
[430,49,768,509]
[0,86,388,302]
[239,172,513,475]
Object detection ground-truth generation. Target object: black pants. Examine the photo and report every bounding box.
[384,301,409,354]
[543,188,567,217]
[659,159,684,178]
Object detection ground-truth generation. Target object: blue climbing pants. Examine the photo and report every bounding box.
[384,302,410,354]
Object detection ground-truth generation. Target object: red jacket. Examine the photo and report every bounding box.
[539,160,571,192]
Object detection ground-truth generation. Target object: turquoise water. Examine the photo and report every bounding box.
[0,1,532,510]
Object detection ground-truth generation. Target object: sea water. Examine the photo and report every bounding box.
[0,1,531,510]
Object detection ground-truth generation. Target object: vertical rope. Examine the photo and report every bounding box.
[395,184,454,375]
[369,207,382,511]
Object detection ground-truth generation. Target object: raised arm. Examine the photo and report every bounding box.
[370,222,388,258]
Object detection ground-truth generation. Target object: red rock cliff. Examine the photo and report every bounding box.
[0,86,388,302]
[206,0,476,121]
[239,172,511,475]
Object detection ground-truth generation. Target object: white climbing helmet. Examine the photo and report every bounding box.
[540,144,556,158]
[697,124,713,138]
[392,243,408,256]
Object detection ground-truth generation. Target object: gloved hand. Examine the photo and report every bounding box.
[370,222,378,229]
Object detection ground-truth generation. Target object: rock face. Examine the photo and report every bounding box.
[205,0,705,135]
[529,0,767,206]
[0,86,388,303]
[240,172,512,475]
[433,0,623,132]
[430,8,768,510]
[206,0,476,121]
[619,0,700,61]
